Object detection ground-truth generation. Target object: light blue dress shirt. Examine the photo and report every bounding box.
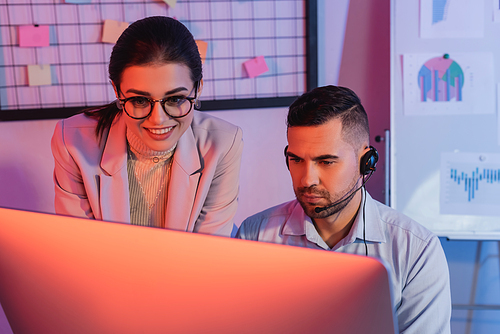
[236,192,451,334]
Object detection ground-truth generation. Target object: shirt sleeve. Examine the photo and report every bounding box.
[194,126,243,237]
[235,218,256,240]
[51,119,95,219]
[397,235,451,334]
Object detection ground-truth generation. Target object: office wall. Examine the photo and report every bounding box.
[389,0,500,332]
[336,0,500,331]
[337,0,390,203]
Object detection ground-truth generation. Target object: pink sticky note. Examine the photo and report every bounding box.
[101,20,129,44]
[243,56,269,78]
[19,25,50,48]
[195,40,208,64]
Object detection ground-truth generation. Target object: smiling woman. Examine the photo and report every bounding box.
[118,64,197,153]
[50,16,243,235]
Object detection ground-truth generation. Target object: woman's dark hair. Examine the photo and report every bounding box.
[287,85,370,148]
[84,16,203,139]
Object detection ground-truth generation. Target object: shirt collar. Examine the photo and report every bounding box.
[354,191,386,244]
[281,202,308,236]
[281,203,331,249]
[281,192,386,249]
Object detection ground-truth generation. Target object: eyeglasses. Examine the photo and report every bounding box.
[117,82,199,119]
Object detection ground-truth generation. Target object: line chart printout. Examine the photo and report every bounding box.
[441,152,500,216]
[420,0,484,38]
[402,53,495,115]
[0,0,306,111]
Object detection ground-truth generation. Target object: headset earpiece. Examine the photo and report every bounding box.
[284,145,289,170]
[360,146,379,176]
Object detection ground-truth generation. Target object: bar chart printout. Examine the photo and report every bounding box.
[418,56,463,102]
[441,152,500,216]
[432,0,448,24]
[403,53,494,116]
[420,0,484,38]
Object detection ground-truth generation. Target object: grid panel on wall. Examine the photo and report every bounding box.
[0,0,309,117]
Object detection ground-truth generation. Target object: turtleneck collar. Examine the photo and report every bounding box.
[126,127,176,162]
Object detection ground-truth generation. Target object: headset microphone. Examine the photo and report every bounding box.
[314,175,370,213]
[313,146,378,214]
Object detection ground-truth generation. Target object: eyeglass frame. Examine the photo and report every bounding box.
[116,81,200,120]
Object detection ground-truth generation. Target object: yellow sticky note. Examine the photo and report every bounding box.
[196,40,208,64]
[163,0,177,8]
[102,20,129,44]
[27,65,51,86]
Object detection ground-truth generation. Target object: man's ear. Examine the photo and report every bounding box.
[359,144,371,161]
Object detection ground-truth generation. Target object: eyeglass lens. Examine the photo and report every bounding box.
[124,97,193,118]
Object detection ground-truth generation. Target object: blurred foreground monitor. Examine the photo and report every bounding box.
[0,207,397,334]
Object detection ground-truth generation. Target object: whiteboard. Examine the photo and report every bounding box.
[390,0,500,240]
[0,0,309,113]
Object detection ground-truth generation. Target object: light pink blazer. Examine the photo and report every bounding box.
[51,111,243,236]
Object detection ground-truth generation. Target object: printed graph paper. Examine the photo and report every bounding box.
[0,0,309,117]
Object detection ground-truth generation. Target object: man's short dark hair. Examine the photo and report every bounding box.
[287,85,370,148]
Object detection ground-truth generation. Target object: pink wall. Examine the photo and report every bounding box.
[338,0,390,203]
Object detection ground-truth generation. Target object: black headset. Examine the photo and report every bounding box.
[359,146,378,176]
[284,145,378,176]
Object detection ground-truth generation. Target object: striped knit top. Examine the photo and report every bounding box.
[126,129,176,228]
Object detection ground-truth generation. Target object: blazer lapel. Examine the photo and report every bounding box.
[165,126,201,231]
[99,114,130,223]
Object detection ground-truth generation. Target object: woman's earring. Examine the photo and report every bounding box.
[115,99,123,109]
[195,99,201,109]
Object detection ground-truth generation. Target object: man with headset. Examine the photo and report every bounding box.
[236,85,451,333]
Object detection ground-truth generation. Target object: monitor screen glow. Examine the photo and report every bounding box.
[0,207,397,334]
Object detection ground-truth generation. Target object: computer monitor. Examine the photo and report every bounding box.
[0,207,397,333]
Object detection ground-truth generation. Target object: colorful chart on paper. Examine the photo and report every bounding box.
[441,152,500,216]
[417,56,464,102]
[402,53,494,116]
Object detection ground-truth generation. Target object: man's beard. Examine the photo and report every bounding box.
[295,180,360,219]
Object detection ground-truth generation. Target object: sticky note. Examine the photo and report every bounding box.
[27,65,52,86]
[163,0,177,8]
[243,56,269,78]
[101,20,129,44]
[19,25,50,48]
[195,40,208,64]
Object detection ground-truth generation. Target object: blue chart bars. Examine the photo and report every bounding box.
[450,167,499,202]
[432,0,449,24]
[418,56,464,102]
[441,153,500,216]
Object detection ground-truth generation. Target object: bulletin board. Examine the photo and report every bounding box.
[0,0,317,121]
[391,0,500,239]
